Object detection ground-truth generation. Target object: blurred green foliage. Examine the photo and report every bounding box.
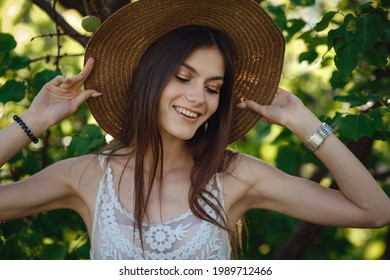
[0,0,389,259]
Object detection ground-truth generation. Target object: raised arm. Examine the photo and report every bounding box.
[235,88,390,228]
[0,57,100,167]
[0,58,101,223]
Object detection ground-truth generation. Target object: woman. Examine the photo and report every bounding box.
[0,0,389,260]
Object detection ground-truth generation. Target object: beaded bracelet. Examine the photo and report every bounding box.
[13,115,39,144]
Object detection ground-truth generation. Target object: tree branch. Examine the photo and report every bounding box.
[31,0,89,47]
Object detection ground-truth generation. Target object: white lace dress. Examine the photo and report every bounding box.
[90,154,232,260]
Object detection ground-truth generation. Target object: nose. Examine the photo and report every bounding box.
[186,84,205,105]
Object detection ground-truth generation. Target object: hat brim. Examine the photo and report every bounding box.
[85,0,285,143]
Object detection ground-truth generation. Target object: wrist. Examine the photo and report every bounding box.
[20,110,50,137]
[285,108,322,141]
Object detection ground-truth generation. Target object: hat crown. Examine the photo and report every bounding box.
[85,0,285,143]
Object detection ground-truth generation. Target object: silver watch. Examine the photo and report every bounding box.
[305,123,333,152]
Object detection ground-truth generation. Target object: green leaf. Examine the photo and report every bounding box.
[330,71,349,89]
[41,243,69,260]
[314,11,338,32]
[338,114,377,140]
[299,49,318,63]
[66,124,105,156]
[327,26,346,50]
[0,80,26,103]
[29,69,61,96]
[334,44,358,76]
[369,108,390,140]
[291,0,315,6]
[0,33,17,54]
[368,108,386,130]
[8,55,30,70]
[286,19,306,41]
[382,20,390,42]
[382,0,390,8]
[347,14,383,53]
[266,5,287,29]
[276,146,302,175]
[334,95,366,107]
[363,42,388,67]
[334,91,382,107]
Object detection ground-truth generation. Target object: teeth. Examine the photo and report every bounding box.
[175,106,198,118]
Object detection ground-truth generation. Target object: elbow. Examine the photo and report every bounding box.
[374,216,390,228]
[365,210,390,228]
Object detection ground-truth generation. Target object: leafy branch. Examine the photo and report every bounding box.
[31,0,89,47]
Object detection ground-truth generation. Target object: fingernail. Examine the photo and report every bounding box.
[92,92,102,97]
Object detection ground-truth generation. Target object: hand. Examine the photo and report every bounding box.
[236,87,321,139]
[237,88,305,125]
[28,57,101,129]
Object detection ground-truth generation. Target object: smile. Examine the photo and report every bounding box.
[173,106,200,119]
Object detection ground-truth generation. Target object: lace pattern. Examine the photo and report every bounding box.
[90,154,231,260]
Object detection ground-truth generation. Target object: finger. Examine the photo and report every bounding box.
[59,71,88,90]
[236,100,264,114]
[81,57,96,79]
[70,90,101,111]
[61,58,96,89]
[51,75,66,86]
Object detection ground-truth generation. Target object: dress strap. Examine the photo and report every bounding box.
[91,151,112,251]
[97,150,111,170]
[214,173,226,210]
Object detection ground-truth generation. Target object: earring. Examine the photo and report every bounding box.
[204,122,208,133]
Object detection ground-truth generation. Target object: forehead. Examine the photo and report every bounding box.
[182,47,225,76]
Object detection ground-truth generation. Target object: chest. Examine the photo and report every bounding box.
[90,160,231,259]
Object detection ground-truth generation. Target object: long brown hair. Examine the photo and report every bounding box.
[108,25,237,247]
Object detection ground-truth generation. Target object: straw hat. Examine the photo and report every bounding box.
[84,0,285,143]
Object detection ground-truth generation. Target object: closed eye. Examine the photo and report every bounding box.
[176,75,190,82]
[205,86,220,94]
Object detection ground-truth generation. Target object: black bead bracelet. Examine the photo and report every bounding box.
[13,115,39,144]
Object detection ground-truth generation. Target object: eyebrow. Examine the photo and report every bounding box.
[182,63,224,82]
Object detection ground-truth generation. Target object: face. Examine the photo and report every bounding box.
[157,46,225,141]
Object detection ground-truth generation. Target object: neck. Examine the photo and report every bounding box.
[144,135,193,175]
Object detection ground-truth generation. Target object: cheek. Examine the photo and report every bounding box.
[208,96,220,115]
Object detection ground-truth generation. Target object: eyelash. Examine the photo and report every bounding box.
[176,75,220,94]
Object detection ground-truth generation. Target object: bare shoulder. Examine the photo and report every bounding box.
[223,152,282,188]
[55,153,103,196]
